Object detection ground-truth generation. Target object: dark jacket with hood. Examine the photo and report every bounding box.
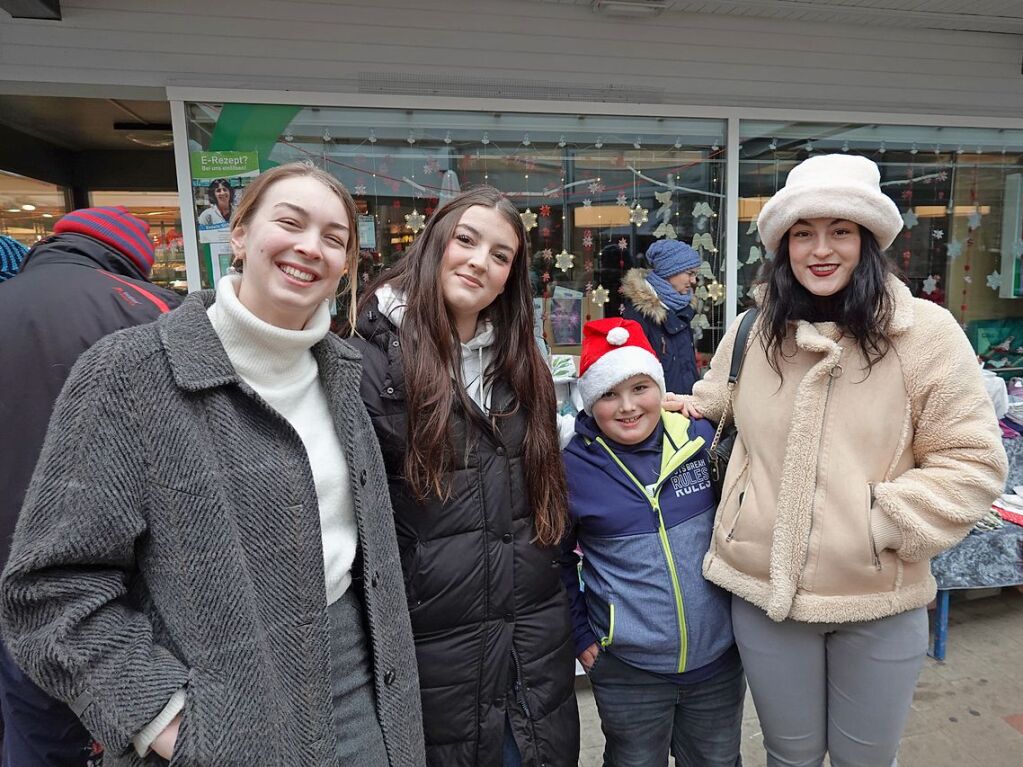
[0,233,181,570]
[348,294,580,767]
[620,267,699,396]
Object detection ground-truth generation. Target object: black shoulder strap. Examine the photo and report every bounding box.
[727,307,760,385]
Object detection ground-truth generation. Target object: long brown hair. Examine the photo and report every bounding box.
[357,186,568,546]
[231,161,360,329]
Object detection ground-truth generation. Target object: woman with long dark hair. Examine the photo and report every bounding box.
[680,154,1006,766]
[347,186,579,766]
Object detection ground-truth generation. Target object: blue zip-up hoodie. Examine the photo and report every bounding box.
[560,409,734,678]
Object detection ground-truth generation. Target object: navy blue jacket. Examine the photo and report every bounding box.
[621,268,699,395]
[560,410,734,679]
[0,233,181,569]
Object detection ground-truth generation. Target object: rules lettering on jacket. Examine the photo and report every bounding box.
[670,458,712,498]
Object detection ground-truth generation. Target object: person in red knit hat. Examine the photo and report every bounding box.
[0,205,180,767]
[560,317,744,767]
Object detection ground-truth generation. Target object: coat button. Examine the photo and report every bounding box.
[360,469,368,486]
[391,340,399,348]
[493,697,503,707]
[385,386,395,395]
[502,533,513,544]
[371,570,379,587]
[496,446,506,456]
[384,669,396,686]
[504,613,514,623]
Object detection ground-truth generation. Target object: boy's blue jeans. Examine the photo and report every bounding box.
[588,649,745,767]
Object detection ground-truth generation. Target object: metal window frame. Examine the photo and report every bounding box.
[167,86,1023,325]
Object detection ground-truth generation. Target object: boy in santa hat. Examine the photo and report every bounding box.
[559,317,743,766]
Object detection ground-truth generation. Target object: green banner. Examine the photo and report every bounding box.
[190,151,259,179]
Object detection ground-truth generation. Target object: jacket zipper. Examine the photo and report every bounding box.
[801,360,842,575]
[599,602,615,648]
[594,435,703,674]
[510,645,539,757]
[868,482,882,570]
[726,488,747,542]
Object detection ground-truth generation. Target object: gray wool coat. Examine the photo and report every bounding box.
[0,291,426,767]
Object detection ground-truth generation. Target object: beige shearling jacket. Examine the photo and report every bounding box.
[691,276,1007,623]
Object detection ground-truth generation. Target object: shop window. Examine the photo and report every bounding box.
[90,191,186,294]
[739,121,1023,374]
[0,170,67,246]
[183,103,727,358]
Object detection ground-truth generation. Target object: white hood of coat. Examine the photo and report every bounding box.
[375,283,497,414]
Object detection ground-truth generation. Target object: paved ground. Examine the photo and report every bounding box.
[576,588,1023,766]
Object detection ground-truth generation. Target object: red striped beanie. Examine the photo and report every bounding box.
[54,206,155,275]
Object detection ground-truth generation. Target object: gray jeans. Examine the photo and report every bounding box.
[731,597,928,767]
[328,588,389,765]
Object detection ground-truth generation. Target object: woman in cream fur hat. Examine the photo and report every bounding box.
[679,154,1007,766]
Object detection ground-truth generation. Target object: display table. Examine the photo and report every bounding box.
[929,525,1023,659]
[927,435,1023,660]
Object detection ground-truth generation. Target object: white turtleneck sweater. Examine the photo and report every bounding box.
[135,275,359,756]
[207,274,357,605]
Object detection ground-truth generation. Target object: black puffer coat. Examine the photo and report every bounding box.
[349,299,579,767]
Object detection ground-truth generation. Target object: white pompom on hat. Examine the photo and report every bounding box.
[577,318,666,414]
[756,154,904,254]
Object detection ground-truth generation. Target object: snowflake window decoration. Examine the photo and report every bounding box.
[628,203,648,226]
[520,208,538,232]
[404,209,426,233]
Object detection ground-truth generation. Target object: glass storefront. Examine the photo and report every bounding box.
[179,99,1023,370]
[183,102,728,356]
[739,122,1023,375]
[0,170,67,246]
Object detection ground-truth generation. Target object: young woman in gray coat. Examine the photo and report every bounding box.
[0,162,425,767]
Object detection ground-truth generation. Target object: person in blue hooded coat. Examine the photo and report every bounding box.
[621,240,701,395]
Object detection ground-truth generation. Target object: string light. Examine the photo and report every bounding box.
[521,132,531,147]
[595,136,604,148]
[768,138,777,150]
[633,137,642,149]
[481,132,490,145]
[368,129,377,144]
[444,131,452,144]
[407,131,416,145]
[557,134,566,148]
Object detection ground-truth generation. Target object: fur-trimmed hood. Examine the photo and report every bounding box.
[620,268,667,324]
[691,275,1006,623]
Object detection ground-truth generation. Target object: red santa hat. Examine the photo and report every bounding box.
[577,318,665,414]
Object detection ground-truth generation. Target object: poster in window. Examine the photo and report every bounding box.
[190,151,259,243]
[550,287,583,346]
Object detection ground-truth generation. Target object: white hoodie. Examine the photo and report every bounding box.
[375,283,497,414]
[375,284,576,446]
